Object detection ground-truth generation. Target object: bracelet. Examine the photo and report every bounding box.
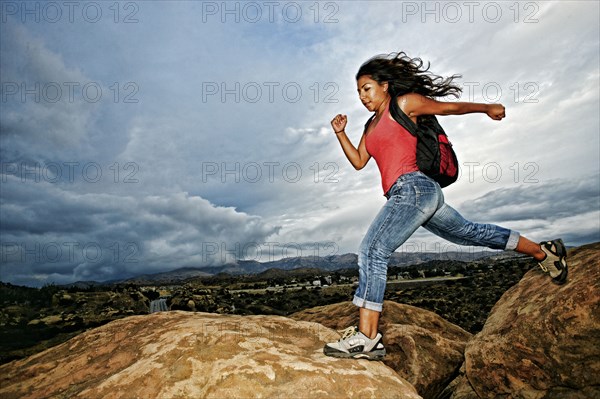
[334,130,345,134]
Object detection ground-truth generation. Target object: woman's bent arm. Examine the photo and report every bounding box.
[331,114,371,170]
[400,93,506,120]
[335,131,371,170]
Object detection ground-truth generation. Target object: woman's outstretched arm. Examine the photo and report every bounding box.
[331,114,371,170]
[399,93,506,120]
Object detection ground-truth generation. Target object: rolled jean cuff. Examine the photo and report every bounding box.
[505,230,520,251]
[352,295,383,312]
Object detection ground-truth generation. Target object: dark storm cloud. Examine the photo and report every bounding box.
[0,175,280,286]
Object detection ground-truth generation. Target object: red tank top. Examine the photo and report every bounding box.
[365,106,418,195]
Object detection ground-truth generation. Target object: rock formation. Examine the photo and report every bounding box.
[0,311,422,399]
[292,301,472,399]
[449,242,600,398]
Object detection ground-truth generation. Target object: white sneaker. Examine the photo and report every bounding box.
[538,239,568,285]
[323,326,386,360]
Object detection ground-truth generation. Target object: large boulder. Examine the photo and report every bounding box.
[291,300,472,399]
[0,311,421,399]
[451,242,600,398]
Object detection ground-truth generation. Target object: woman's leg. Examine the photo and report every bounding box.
[351,197,429,340]
[422,202,519,251]
[515,236,546,260]
[353,177,441,335]
[324,173,442,359]
[359,307,380,339]
[423,203,568,283]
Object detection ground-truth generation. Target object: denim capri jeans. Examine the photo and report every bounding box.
[352,171,520,312]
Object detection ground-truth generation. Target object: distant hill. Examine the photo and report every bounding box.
[122,267,213,285]
[59,250,521,287]
[256,267,325,280]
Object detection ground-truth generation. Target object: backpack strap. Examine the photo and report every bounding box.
[388,95,419,137]
[389,96,446,138]
[363,114,376,134]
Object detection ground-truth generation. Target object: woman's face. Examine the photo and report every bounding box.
[357,75,389,113]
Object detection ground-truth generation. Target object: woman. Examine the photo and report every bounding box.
[323,52,568,361]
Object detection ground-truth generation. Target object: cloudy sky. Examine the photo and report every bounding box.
[1,1,598,287]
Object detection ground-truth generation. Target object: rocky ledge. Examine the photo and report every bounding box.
[0,311,421,399]
[291,301,472,399]
[447,242,600,398]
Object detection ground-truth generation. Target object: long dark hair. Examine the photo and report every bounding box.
[356,52,462,99]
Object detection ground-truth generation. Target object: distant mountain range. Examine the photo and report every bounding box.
[63,250,521,287]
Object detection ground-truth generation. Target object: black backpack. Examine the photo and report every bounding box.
[364,98,459,188]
